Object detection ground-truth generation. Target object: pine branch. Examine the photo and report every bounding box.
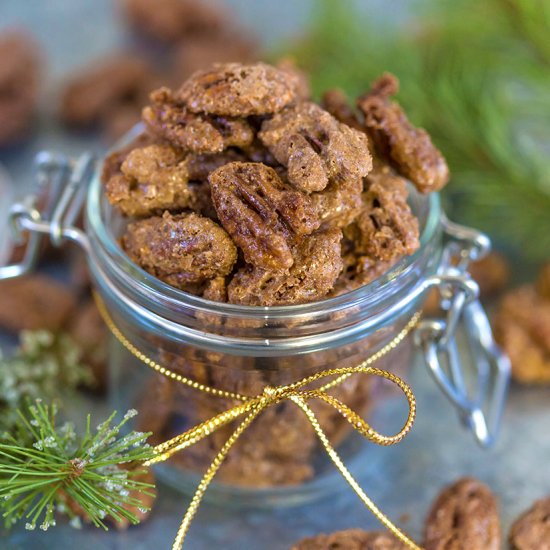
[0,401,155,531]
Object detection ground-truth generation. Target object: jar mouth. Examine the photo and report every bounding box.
[86,123,441,317]
[86,125,442,353]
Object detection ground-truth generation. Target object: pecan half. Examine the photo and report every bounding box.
[104,143,191,217]
[122,211,237,286]
[143,87,254,153]
[259,101,371,192]
[292,529,407,550]
[177,62,300,117]
[209,162,319,270]
[424,478,501,550]
[227,228,343,306]
[357,73,449,193]
[343,166,419,262]
[510,496,550,550]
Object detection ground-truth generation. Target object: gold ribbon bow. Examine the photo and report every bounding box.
[94,293,422,550]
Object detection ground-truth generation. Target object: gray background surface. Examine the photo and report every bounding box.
[1,1,548,548]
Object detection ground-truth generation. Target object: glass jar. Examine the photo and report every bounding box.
[0,143,510,506]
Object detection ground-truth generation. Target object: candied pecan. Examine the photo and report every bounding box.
[321,89,363,130]
[69,299,108,392]
[60,54,154,128]
[177,62,300,117]
[291,529,407,549]
[104,142,191,217]
[100,132,155,184]
[121,0,227,43]
[331,254,396,296]
[143,87,254,153]
[102,103,142,143]
[357,73,449,193]
[536,262,550,300]
[343,167,419,263]
[175,31,258,82]
[0,275,76,333]
[202,276,228,302]
[259,102,371,192]
[185,149,245,181]
[209,162,319,270]
[311,176,364,229]
[509,496,550,550]
[227,228,343,306]
[0,30,40,146]
[424,478,501,550]
[276,57,311,100]
[493,285,550,384]
[122,211,237,287]
[468,251,510,297]
[136,374,175,436]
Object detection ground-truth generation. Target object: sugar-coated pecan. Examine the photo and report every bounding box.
[494,285,550,384]
[227,228,343,306]
[259,102,371,192]
[311,176,364,229]
[343,166,419,263]
[202,276,228,302]
[175,31,258,82]
[0,30,40,146]
[100,132,154,184]
[331,253,396,296]
[122,211,237,286]
[121,0,227,43]
[321,88,363,130]
[209,162,319,270]
[357,73,449,193]
[424,478,501,550]
[0,275,77,333]
[185,149,245,181]
[275,57,311,101]
[60,54,154,128]
[104,143,191,217]
[536,262,550,300]
[509,496,550,550]
[292,529,407,550]
[143,87,254,153]
[177,62,300,117]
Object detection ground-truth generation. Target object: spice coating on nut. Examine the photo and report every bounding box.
[177,62,300,117]
[210,161,319,270]
[122,211,237,286]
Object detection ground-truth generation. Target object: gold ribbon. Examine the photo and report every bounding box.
[94,293,422,550]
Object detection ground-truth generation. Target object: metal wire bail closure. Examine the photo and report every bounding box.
[0,152,94,281]
[414,217,511,448]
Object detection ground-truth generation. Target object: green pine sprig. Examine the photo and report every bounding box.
[0,400,156,532]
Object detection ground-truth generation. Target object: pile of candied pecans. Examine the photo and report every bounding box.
[292,475,550,550]
[103,62,449,306]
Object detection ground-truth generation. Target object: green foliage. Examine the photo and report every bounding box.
[0,401,155,531]
[0,331,94,433]
[281,0,550,259]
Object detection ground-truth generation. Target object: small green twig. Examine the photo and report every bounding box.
[0,401,155,531]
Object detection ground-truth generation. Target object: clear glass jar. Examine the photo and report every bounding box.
[0,144,510,507]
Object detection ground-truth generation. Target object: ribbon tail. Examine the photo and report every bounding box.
[289,395,422,550]
[172,404,265,550]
